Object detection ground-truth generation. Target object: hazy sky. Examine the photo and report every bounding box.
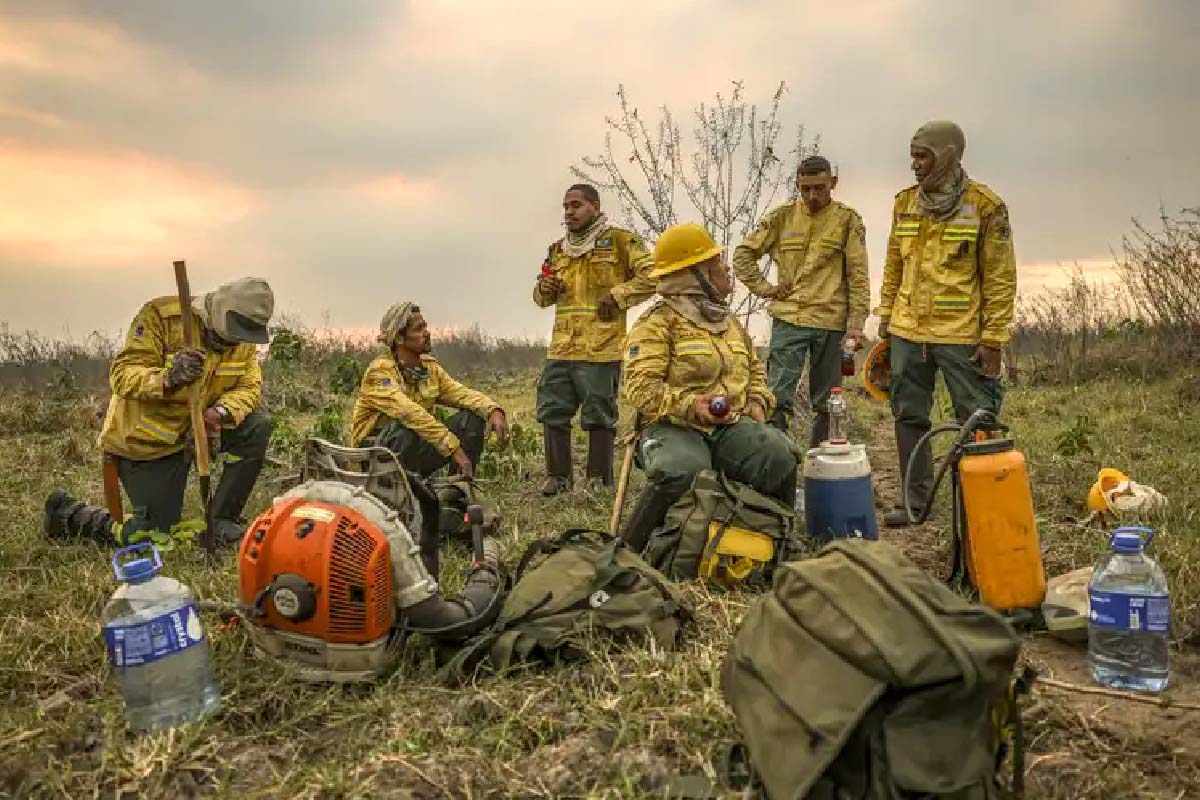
[1,1,1197,344]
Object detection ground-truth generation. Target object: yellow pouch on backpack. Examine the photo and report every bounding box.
[698,522,775,587]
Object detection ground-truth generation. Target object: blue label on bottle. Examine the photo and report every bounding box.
[1089,590,1170,633]
[103,603,205,668]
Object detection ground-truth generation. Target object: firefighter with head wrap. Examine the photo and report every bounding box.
[877,121,1016,527]
[533,183,656,495]
[350,302,508,479]
[45,278,276,547]
[618,223,800,551]
[733,155,870,447]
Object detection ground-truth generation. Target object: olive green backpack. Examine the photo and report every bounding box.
[444,529,691,680]
[643,470,803,586]
[721,539,1027,799]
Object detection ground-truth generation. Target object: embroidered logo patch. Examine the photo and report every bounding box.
[596,236,613,249]
[628,345,639,357]
[381,377,391,387]
[133,325,144,337]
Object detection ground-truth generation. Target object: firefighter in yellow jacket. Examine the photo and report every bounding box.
[533,183,655,495]
[877,120,1016,527]
[733,155,870,447]
[44,278,275,547]
[618,223,800,551]
[351,302,508,479]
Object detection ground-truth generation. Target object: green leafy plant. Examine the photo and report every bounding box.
[1054,414,1097,457]
[329,356,365,396]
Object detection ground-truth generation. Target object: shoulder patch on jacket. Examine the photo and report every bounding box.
[967,180,1004,210]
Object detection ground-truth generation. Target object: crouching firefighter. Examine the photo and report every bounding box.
[45,278,275,548]
[618,223,800,552]
[349,302,509,479]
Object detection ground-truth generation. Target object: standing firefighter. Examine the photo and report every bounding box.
[877,121,1015,527]
[350,302,508,479]
[733,155,870,447]
[533,183,655,494]
[45,278,275,547]
[618,223,799,551]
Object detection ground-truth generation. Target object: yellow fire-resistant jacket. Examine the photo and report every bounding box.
[350,354,500,456]
[532,227,655,362]
[98,296,262,461]
[733,200,870,333]
[876,181,1017,347]
[623,303,775,433]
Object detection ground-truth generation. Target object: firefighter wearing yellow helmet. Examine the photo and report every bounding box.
[45,278,276,547]
[532,183,656,495]
[618,223,800,551]
[876,121,1016,527]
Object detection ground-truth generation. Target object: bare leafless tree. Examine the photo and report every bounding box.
[572,82,818,328]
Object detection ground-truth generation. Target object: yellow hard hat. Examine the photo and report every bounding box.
[862,339,891,401]
[1087,467,1131,513]
[649,223,724,278]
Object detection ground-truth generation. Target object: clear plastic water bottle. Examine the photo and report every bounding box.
[826,387,848,444]
[101,544,221,731]
[1088,527,1170,692]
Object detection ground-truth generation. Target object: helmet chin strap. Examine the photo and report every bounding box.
[201,324,232,352]
[690,266,724,304]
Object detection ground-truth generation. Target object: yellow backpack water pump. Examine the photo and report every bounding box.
[902,409,1047,614]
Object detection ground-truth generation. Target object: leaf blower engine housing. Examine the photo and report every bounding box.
[238,480,502,682]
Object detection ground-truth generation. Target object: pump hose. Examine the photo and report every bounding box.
[901,424,961,526]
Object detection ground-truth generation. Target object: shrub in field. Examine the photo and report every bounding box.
[268,327,305,362]
[329,356,365,396]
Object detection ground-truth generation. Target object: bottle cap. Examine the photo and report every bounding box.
[831,387,842,395]
[1110,526,1155,554]
[112,543,163,583]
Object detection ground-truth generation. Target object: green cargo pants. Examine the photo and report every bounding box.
[889,337,1004,426]
[116,410,273,536]
[766,318,844,446]
[535,359,620,431]
[889,337,1004,513]
[375,409,485,478]
[638,417,800,506]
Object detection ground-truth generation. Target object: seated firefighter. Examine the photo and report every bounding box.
[45,278,275,547]
[349,302,509,479]
[618,223,800,551]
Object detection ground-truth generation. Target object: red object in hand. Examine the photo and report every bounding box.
[841,350,857,377]
[709,396,730,418]
[541,262,554,277]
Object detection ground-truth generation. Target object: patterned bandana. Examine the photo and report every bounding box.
[560,212,610,258]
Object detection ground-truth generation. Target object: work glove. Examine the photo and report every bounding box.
[165,348,205,391]
[596,293,620,322]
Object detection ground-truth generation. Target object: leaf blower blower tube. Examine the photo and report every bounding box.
[400,479,504,640]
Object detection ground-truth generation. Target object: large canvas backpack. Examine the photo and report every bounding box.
[721,539,1025,799]
[444,529,690,679]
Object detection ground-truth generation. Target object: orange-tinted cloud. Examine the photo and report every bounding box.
[354,173,443,206]
[0,143,255,264]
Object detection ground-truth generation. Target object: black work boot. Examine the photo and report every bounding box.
[540,425,573,496]
[44,491,114,544]
[585,428,616,487]
[884,420,933,528]
[618,484,678,554]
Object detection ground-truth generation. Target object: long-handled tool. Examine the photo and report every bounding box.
[174,260,216,558]
[609,413,644,536]
[102,452,124,522]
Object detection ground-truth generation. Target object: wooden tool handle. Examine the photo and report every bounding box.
[174,261,211,479]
